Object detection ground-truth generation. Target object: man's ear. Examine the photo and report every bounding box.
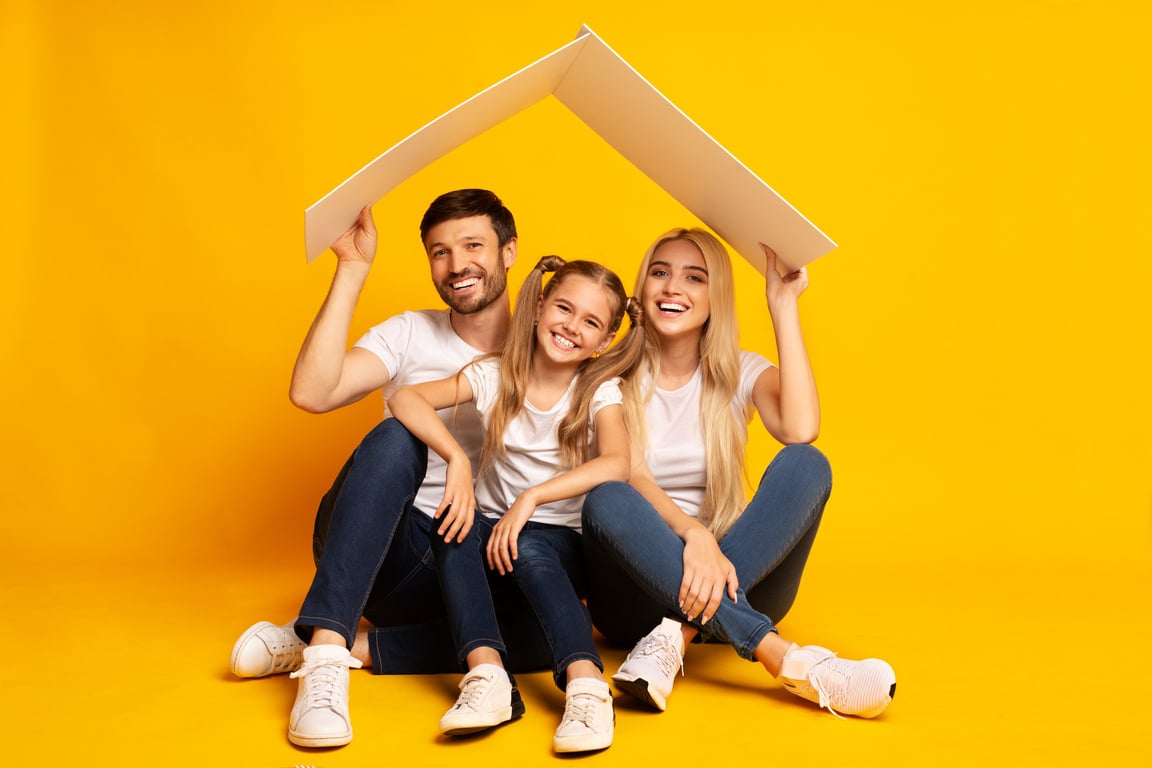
[502,237,517,270]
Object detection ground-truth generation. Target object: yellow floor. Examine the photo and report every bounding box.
[10,550,1149,767]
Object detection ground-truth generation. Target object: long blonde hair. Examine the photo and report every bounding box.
[478,256,645,474]
[622,229,747,539]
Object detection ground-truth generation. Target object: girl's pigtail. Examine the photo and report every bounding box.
[483,255,567,473]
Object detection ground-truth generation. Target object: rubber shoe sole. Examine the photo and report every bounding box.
[440,683,526,736]
[611,674,667,712]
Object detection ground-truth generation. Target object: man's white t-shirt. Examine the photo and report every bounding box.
[644,351,773,518]
[353,309,485,517]
[463,357,623,531]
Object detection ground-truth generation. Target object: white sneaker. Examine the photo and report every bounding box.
[230,621,306,678]
[611,617,685,711]
[553,678,614,753]
[439,664,525,736]
[287,645,363,747]
[777,644,896,718]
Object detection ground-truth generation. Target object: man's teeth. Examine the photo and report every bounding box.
[659,302,687,312]
[552,333,575,349]
[452,278,479,289]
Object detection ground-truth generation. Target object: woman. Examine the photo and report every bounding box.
[582,229,896,719]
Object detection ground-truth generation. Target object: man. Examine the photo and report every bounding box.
[231,190,548,748]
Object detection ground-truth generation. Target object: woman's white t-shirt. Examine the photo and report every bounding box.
[644,351,773,518]
[463,357,623,531]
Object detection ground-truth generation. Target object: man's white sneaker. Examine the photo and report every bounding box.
[777,644,896,718]
[287,645,363,747]
[553,678,614,753]
[230,621,306,678]
[439,664,525,736]
[611,616,685,711]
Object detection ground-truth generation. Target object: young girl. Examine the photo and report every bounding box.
[582,229,896,719]
[388,257,644,753]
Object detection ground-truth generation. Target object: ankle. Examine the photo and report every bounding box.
[310,627,347,649]
[565,660,605,685]
[755,632,795,677]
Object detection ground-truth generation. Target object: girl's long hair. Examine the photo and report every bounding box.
[622,229,747,539]
[479,256,645,474]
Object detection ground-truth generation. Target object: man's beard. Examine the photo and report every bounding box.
[437,267,508,315]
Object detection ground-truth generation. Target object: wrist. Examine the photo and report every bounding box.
[681,523,712,544]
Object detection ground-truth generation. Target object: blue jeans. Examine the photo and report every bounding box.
[432,516,602,690]
[296,418,551,673]
[581,444,831,660]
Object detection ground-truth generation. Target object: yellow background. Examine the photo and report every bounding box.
[3,1,1149,765]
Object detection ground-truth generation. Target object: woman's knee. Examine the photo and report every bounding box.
[770,443,832,492]
[581,481,638,532]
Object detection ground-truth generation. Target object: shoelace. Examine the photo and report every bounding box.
[266,637,304,674]
[560,691,605,729]
[289,656,363,709]
[803,652,848,720]
[631,634,685,678]
[451,671,495,711]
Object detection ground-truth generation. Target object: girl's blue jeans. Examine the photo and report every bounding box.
[431,515,602,691]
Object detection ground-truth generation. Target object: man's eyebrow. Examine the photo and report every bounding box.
[427,233,489,249]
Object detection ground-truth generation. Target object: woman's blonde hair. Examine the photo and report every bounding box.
[478,256,645,474]
[622,229,747,539]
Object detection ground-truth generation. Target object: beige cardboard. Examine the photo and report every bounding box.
[305,26,836,273]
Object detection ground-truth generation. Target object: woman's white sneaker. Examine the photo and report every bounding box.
[610,617,684,711]
[287,645,363,747]
[553,678,614,753]
[777,644,896,718]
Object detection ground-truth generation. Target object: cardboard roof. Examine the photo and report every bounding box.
[304,25,836,273]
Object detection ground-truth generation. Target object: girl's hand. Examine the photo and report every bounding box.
[435,457,476,543]
[486,495,536,575]
[761,243,808,311]
[679,527,740,624]
[330,205,378,266]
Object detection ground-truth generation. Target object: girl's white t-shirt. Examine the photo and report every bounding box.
[353,309,486,518]
[644,351,773,518]
[463,357,623,531]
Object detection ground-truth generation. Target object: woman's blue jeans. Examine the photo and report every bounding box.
[295,418,551,673]
[581,443,832,660]
[432,515,602,691]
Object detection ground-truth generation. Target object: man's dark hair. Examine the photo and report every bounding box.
[419,189,517,248]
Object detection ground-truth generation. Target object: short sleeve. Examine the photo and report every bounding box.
[589,377,624,423]
[352,313,416,378]
[461,357,500,415]
[736,351,774,410]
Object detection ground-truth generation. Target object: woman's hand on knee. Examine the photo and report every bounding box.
[680,528,739,624]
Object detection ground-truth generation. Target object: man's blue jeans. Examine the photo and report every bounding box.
[431,515,602,690]
[295,418,551,673]
[581,443,832,660]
